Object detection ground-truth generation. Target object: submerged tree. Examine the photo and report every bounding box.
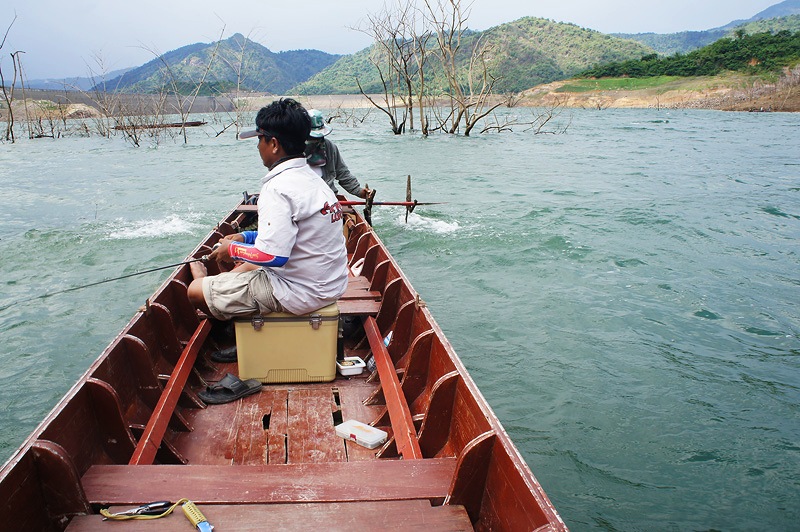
[0,14,17,142]
[356,2,414,135]
[143,25,226,144]
[213,30,256,138]
[83,52,124,138]
[423,0,507,136]
[359,0,549,136]
[11,50,31,139]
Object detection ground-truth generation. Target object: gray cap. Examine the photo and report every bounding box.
[238,127,273,140]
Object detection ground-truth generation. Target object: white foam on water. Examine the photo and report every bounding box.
[396,212,460,234]
[107,214,205,240]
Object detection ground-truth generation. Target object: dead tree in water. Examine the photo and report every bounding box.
[423,0,506,136]
[10,50,32,139]
[355,7,408,136]
[83,53,123,138]
[357,0,431,136]
[213,30,255,138]
[0,14,17,142]
[146,25,225,143]
[359,0,506,136]
[359,0,563,137]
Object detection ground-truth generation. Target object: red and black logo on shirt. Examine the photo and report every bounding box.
[320,201,343,223]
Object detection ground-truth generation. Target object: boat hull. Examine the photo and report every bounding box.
[0,201,566,531]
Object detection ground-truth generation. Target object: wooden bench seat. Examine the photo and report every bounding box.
[67,499,473,531]
[338,298,381,316]
[81,458,457,506]
[340,275,382,316]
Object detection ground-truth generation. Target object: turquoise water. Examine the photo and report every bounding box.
[1,109,798,530]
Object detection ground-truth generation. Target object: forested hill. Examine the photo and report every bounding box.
[580,30,800,78]
[722,0,800,29]
[294,17,652,95]
[613,0,800,55]
[93,33,341,94]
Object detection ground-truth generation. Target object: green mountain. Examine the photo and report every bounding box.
[580,30,800,78]
[294,17,653,95]
[95,33,341,95]
[482,18,654,92]
[720,0,800,29]
[736,14,800,35]
[613,0,800,55]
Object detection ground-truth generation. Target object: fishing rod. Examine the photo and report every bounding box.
[339,200,444,207]
[0,257,208,312]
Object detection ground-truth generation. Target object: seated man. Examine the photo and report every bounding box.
[305,109,371,199]
[188,98,348,320]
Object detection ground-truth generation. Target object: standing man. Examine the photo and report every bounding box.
[305,109,371,199]
[188,98,348,319]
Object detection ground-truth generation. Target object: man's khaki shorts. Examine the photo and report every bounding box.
[201,269,283,320]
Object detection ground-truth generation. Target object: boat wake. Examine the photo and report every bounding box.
[106,214,206,239]
[396,212,460,234]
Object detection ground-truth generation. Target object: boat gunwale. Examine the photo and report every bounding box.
[347,216,565,529]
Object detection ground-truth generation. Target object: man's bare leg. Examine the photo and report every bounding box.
[188,261,212,316]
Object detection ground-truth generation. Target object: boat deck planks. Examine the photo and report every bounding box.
[230,390,270,466]
[287,387,346,463]
[175,377,381,466]
[80,459,458,505]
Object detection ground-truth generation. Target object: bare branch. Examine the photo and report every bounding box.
[0,13,19,141]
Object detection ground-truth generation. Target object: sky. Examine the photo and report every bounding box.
[1,0,781,80]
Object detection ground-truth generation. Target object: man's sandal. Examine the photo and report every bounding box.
[198,373,262,405]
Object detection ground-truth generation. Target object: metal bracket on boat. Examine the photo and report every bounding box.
[415,294,426,309]
[138,298,153,315]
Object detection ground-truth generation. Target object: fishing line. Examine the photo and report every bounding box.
[0,257,207,313]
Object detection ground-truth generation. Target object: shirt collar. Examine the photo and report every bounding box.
[262,156,307,184]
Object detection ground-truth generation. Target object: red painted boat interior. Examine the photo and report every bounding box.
[0,204,566,531]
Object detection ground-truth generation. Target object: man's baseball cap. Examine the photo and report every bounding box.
[238,127,275,140]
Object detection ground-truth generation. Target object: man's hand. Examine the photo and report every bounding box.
[358,185,372,199]
[209,234,244,263]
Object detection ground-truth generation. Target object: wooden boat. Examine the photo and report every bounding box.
[113,120,207,131]
[0,198,567,531]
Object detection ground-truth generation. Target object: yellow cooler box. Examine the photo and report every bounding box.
[235,302,339,384]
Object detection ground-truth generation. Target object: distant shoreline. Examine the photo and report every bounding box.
[2,76,797,124]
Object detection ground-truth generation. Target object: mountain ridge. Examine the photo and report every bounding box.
[294,17,654,95]
[613,0,800,55]
[91,33,342,95]
[19,2,798,94]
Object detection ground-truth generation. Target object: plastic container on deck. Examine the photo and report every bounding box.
[335,420,388,449]
[336,356,366,376]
